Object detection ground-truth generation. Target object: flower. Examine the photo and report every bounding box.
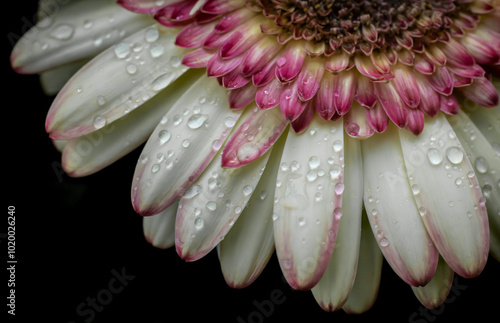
[10,0,500,315]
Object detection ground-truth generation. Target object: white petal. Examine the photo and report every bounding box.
[63,70,203,177]
[11,0,152,74]
[342,213,383,314]
[217,133,287,288]
[132,76,242,216]
[361,125,438,286]
[175,134,272,262]
[398,114,489,278]
[46,24,190,139]
[447,110,500,260]
[143,200,178,249]
[40,60,87,95]
[273,115,344,290]
[411,257,454,309]
[311,137,363,311]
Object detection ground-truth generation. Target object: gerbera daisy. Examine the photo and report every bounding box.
[10,0,499,317]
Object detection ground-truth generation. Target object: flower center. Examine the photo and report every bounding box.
[252,0,475,56]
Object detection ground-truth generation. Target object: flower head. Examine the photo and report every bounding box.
[11,0,500,314]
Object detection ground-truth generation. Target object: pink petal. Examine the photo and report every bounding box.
[175,21,216,48]
[366,102,389,133]
[344,102,375,139]
[154,0,198,27]
[222,106,287,167]
[392,64,421,108]
[414,74,441,117]
[439,94,460,115]
[315,72,336,120]
[374,82,409,128]
[439,37,475,68]
[333,69,357,115]
[228,83,257,110]
[425,66,454,96]
[275,41,307,83]
[118,0,168,14]
[355,55,393,81]
[461,33,500,65]
[297,59,325,101]
[291,100,315,134]
[414,55,436,75]
[222,66,250,89]
[255,78,282,110]
[406,109,425,136]
[214,8,255,33]
[355,76,377,108]
[280,81,308,121]
[241,37,281,77]
[206,53,243,77]
[219,17,264,59]
[325,51,350,73]
[459,76,500,107]
[201,0,244,15]
[252,56,279,86]
[181,48,215,68]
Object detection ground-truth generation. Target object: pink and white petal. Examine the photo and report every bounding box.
[181,48,215,68]
[275,40,307,83]
[447,110,500,262]
[218,134,286,288]
[325,51,350,73]
[297,58,325,101]
[354,55,393,81]
[175,137,273,262]
[342,213,383,314]
[355,76,377,109]
[175,21,217,48]
[214,8,256,34]
[333,69,357,115]
[12,0,152,74]
[273,115,344,291]
[392,64,421,108]
[406,109,425,136]
[222,105,287,167]
[143,200,179,249]
[280,81,308,121]
[459,76,499,108]
[118,0,174,14]
[411,257,454,309]
[439,94,460,115]
[62,70,201,177]
[131,76,242,216]
[312,137,363,311]
[255,78,282,110]
[374,82,409,128]
[425,67,454,96]
[206,53,243,77]
[414,73,441,117]
[344,102,375,139]
[366,102,389,133]
[398,114,489,279]
[461,33,500,65]
[439,37,475,68]
[242,36,281,77]
[219,16,266,59]
[201,0,245,15]
[228,83,257,110]
[361,125,438,287]
[315,72,336,120]
[291,100,315,134]
[46,25,190,140]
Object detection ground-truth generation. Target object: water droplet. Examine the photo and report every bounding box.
[184,185,201,199]
[237,143,259,162]
[291,161,300,172]
[50,24,74,40]
[126,64,138,74]
[329,164,342,180]
[206,201,217,211]
[427,148,443,165]
[379,238,389,247]
[335,183,345,195]
[446,146,464,165]
[145,28,159,42]
[474,157,489,174]
[224,117,236,128]
[243,185,253,196]
[93,116,106,129]
[411,184,420,194]
[173,115,183,126]
[170,56,181,67]
[479,197,486,207]
[466,210,473,218]
[467,171,475,178]
[346,123,360,136]
[182,139,190,148]
[334,207,343,220]
[333,140,343,152]
[151,164,160,173]
[308,156,320,169]
[298,217,306,226]
[272,213,278,221]
[212,139,223,150]
[448,200,454,207]
[306,171,318,182]
[158,130,171,144]
[260,190,267,200]
[114,43,131,59]
[455,177,463,186]
[194,218,204,229]
[150,43,164,58]
[97,95,106,106]
[83,20,93,29]
[482,184,492,198]
[280,162,289,172]
[418,207,426,216]
[152,72,175,91]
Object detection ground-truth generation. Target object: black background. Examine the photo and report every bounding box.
[4,1,499,322]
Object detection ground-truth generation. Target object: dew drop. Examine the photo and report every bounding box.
[306,170,318,182]
[418,207,426,216]
[151,164,160,173]
[466,210,473,218]
[411,184,421,194]
[335,183,345,195]
[334,207,342,220]
[224,117,236,128]
[298,217,306,226]
[332,140,343,152]
[308,156,320,169]
[290,161,300,172]
[194,218,204,229]
[206,201,217,211]
[158,130,171,144]
[50,24,74,40]
[379,238,389,247]
[114,42,131,59]
[329,164,342,180]
[187,114,208,129]
[150,43,164,58]
[145,28,159,42]
[260,190,267,200]
[183,185,201,199]
[152,72,175,92]
[346,123,360,136]
[170,56,181,67]
[455,177,463,186]
[482,184,492,198]
[272,213,278,221]
[474,157,489,174]
[97,96,106,106]
[182,139,190,148]
[427,148,443,165]
[237,143,259,162]
[446,146,464,165]
[126,64,138,74]
[243,185,253,196]
[93,116,106,129]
